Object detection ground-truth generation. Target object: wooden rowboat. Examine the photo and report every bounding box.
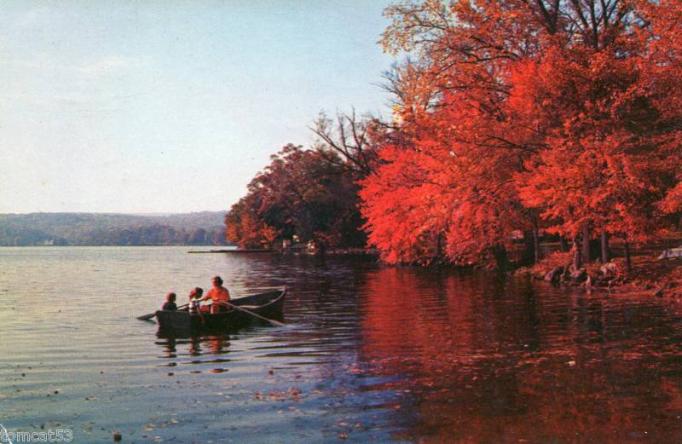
[155,288,286,334]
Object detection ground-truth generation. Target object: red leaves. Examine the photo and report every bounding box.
[226,144,366,249]
[360,0,682,265]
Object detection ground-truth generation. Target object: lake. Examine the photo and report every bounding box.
[1,247,680,443]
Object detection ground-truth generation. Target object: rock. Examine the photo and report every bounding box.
[600,262,619,278]
[570,268,587,283]
[544,266,563,285]
[657,246,682,260]
[516,268,532,278]
[562,265,573,282]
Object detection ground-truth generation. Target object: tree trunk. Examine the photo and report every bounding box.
[436,232,445,263]
[600,232,609,263]
[522,230,536,265]
[493,244,509,271]
[533,226,541,264]
[559,236,569,252]
[624,240,632,273]
[581,225,591,263]
[573,237,582,269]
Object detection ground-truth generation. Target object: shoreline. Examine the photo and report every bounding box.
[187,247,379,256]
[516,250,682,302]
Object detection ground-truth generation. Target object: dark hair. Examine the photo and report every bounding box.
[212,276,223,285]
[166,292,177,302]
[189,287,203,299]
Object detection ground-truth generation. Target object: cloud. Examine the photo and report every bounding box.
[77,55,138,76]
[3,54,140,78]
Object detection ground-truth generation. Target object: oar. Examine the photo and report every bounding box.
[219,301,285,327]
[137,303,189,321]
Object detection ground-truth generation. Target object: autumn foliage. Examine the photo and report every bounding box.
[360,0,682,266]
[226,144,366,249]
[227,0,681,267]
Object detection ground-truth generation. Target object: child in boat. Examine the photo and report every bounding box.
[162,292,177,311]
[188,287,203,314]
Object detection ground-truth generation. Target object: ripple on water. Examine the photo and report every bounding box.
[0,247,681,443]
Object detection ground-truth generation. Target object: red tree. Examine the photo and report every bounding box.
[361,0,682,268]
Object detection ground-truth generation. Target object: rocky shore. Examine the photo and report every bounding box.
[516,251,682,301]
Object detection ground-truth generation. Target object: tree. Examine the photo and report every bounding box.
[311,110,381,179]
[514,6,682,267]
[360,0,682,268]
[225,144,366,250]
[225,195,278,249]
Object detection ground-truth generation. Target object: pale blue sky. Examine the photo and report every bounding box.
[0,0,394,213]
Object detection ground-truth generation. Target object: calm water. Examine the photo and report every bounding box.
[1,247,681,443]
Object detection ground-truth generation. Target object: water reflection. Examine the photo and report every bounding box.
[156,334,232,360]
[4,248,677,442]
[147,262,681,442]
[356,268,682,442]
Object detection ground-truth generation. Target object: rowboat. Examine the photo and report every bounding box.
[155,288,286,334]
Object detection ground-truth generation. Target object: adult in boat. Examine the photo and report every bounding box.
[201,276,231,313]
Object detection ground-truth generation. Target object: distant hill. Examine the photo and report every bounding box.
[0,212,230,246]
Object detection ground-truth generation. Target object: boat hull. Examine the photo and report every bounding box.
[155,288,285,334]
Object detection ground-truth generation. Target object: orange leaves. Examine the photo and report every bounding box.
[660,183,682,215]
[514,39,682,241]
[360,144,451,264]
[359,0,682,266]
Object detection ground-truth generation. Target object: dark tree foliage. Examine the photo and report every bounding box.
[225,144,366,250]
[0,213,227,246]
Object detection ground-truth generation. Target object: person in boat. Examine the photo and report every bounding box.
[162,292,177,311]
[188,287,206,323]
[201,276,231,313]
[188,287,204,313]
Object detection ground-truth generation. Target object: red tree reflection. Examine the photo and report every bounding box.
[358,268,682,442]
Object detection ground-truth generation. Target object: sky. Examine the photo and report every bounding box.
[0,0,394,214]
